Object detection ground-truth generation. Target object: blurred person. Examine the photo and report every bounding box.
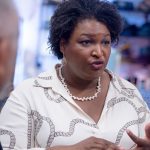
[0,142,2,150]
[0,0,150,149]
[0,0,19,110]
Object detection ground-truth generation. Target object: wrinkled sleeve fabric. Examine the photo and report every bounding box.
[0,80,45,150]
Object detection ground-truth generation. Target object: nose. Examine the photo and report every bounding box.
[92,44,103,58]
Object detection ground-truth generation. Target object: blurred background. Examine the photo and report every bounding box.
[13,0,150,105]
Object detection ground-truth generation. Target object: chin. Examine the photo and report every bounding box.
[87,72,101,80]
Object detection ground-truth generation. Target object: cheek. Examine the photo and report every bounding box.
[104,49,111,64]
[65,48,79,61]
[108,50,111,58]
[66,52,86,69]
[106,48,111,57]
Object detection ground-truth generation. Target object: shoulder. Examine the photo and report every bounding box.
[107,69,143,99]
[13,69,55,95]
[12,64,61,96]
[108,70,150,110]
[116,74,137,89]
[107,69,137,89]
[6,70,56,109]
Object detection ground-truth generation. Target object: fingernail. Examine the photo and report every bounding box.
[126,129,130,134]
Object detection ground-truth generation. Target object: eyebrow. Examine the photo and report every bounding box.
[80,33,111,37]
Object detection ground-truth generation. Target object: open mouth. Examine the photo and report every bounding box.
[90,61,104,70]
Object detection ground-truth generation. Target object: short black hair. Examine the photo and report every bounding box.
[49,0,123,59]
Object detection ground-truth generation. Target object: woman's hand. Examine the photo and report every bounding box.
[49,136,125,150]
[71,136,124,150]
[127,123,150,149]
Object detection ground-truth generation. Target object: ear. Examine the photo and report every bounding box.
[60,39,66,55]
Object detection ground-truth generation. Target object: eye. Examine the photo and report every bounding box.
[79,40,92,47]
[101,40,111,47]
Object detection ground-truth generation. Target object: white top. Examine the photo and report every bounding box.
[0,65,150,150]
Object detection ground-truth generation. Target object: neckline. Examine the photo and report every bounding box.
[55,64,112,125]
[58,64,101,101]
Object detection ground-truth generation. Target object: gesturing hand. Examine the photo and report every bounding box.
[127,123,150,149]
[72,136,125,150]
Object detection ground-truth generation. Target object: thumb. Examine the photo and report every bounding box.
[145,123,150,139]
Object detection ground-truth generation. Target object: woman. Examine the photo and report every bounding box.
[0,0,150,149]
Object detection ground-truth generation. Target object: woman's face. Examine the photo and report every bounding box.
[60,19,111,80]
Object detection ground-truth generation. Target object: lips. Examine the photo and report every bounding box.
[90,61,104,70]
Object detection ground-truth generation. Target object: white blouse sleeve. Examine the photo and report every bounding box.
[0,88,45,150]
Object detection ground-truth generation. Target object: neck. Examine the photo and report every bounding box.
[58,64,101,101]
[62,65,99,90]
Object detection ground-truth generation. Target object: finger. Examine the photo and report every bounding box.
[126,130,139,143]
[95,138,115,145]
[107,145,125,150]
[127,130,150,146]
[93,140,109,149]
[145,123,150,139]
[94,139,123,150]
[92,143,122,150]
[117,146,126,150]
